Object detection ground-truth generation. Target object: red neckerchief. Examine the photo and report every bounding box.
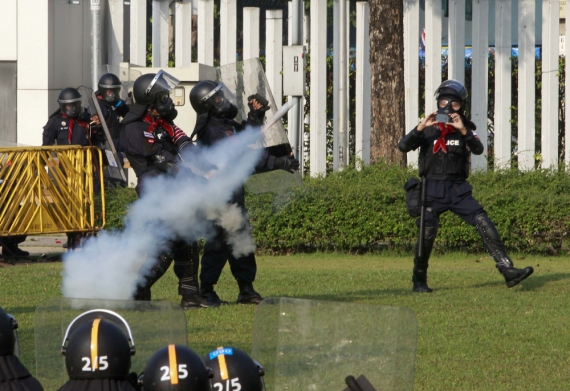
[433,122,456,153]
[142,114,186,143]
[62,113,89,144]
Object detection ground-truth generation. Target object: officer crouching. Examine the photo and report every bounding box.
[398,79,533,293]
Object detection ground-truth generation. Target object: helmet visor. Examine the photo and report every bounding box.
[60,101,83,118]
[7,314,20,357]
[145,70,180,96]
[202,82,237,114]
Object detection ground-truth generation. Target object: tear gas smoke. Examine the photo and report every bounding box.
[62,127,264,300]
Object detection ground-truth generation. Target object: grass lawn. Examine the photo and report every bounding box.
[1,252,569,390]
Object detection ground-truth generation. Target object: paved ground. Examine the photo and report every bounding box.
[0,234,68,264]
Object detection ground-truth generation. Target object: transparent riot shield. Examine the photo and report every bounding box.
[251,298,417,391]
[216,59,303,194]
[35,298,187,390]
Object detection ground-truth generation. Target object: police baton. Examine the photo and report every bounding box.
[418,176,428,258]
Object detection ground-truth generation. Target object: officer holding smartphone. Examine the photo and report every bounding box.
[398,79,533,293]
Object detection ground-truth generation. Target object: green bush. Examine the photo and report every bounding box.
[101,164,570,255]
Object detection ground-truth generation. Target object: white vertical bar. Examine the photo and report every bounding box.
[175,0,193,67]
[471,0,489,171]
[404,0,420,167]
[130,0,147,66]
[355,2,370,167]
[152,0,169,67]
[287,1,298,157]
[243,8,260,60]
[494,0,512,168]
[541,0,560,169]
[220,0,237,65]
[517,0,536,171]
[333,0,340,170]
[566,1,570,167]
[337,0,349,170]
[425,0,442,115]
[198,0,214,66]
[448,0,465,83]
[310,0,327,176]
[266,10,283,108]
[108,0,124,66]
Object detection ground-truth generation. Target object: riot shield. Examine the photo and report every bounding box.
[34,298,187,390]
[251,298,417,391]
[216,59,303,194]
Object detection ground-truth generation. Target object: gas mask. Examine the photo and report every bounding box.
[437,95,462,116]
[154,92,178,121]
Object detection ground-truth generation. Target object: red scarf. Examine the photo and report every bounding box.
[142,115,186,143]
[63,114,89,144]
[433,122,456,153]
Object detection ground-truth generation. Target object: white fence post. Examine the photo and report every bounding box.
[310,0,327,176]
[448,0,465,84]
[493,0,512,169]
[243,8,260,60]
[332,0,340,170]
[220,0,237,66]
[152,0,169,67]
[404,0,420,168]
[541,0,560,169]
[130,0,146,66]
[198,0,214,66]
[266,10,283,108]
[425,0,442,115]
[471,0,489,172]
[355,2,370,167]
[517,0,536,171]
[175,0,193,68]
[567,2,570,168]
[108,0,124,66]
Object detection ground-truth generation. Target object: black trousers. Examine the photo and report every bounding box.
[200,225,257,287]
[417,179,485,230]
[137,240,200,297]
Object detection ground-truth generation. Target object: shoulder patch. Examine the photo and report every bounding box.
[143,131,154,139]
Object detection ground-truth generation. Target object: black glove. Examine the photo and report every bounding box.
[152,154,179,175]
[247,93,270,125]
[273,155,300,173]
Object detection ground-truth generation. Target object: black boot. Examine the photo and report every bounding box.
[412,225,437,293]
[236,279,263,304]
[475,213,534,288]
[200,284,229,305]
[502,266,534,288]
[180,293,220,309]
[2,246,29,257]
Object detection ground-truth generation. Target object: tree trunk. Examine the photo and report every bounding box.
[369,0,406,166]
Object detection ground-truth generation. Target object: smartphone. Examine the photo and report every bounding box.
[435,113,450,123]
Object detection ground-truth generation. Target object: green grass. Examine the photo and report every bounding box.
[1,253,569,390]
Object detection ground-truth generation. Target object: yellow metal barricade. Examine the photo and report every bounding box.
[0,146,105,236]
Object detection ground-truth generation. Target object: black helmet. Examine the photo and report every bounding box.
[141,345,212,391]
[203,347,265,391]
[61,310,135,380]
[133,70,179,106]
[58,87,83,118]
[190,81,238,118]
[98,73,122,104]
[434,79,468,102]
[0,307,19,356]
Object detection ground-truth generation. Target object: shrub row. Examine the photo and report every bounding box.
[102,163,570,255]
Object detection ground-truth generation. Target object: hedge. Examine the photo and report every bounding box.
[101,163,570,255]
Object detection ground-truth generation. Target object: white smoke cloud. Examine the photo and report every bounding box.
[61,126,264,300]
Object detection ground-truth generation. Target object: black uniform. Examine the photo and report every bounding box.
[195,114,277,299]
[42,110,92,147]
[120,114,205,305]
[399,118,533,290]
[92,92,130,163]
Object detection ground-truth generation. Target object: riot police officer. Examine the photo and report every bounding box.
[120,71,217,309]
[58,309,138,391]
[91,73,130,166]
[139,345,212,391]
[189,80,299,305]
[202,346,265,391]
[0,306,44,391]
[398,79,534,292]
[42,87,102,249]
